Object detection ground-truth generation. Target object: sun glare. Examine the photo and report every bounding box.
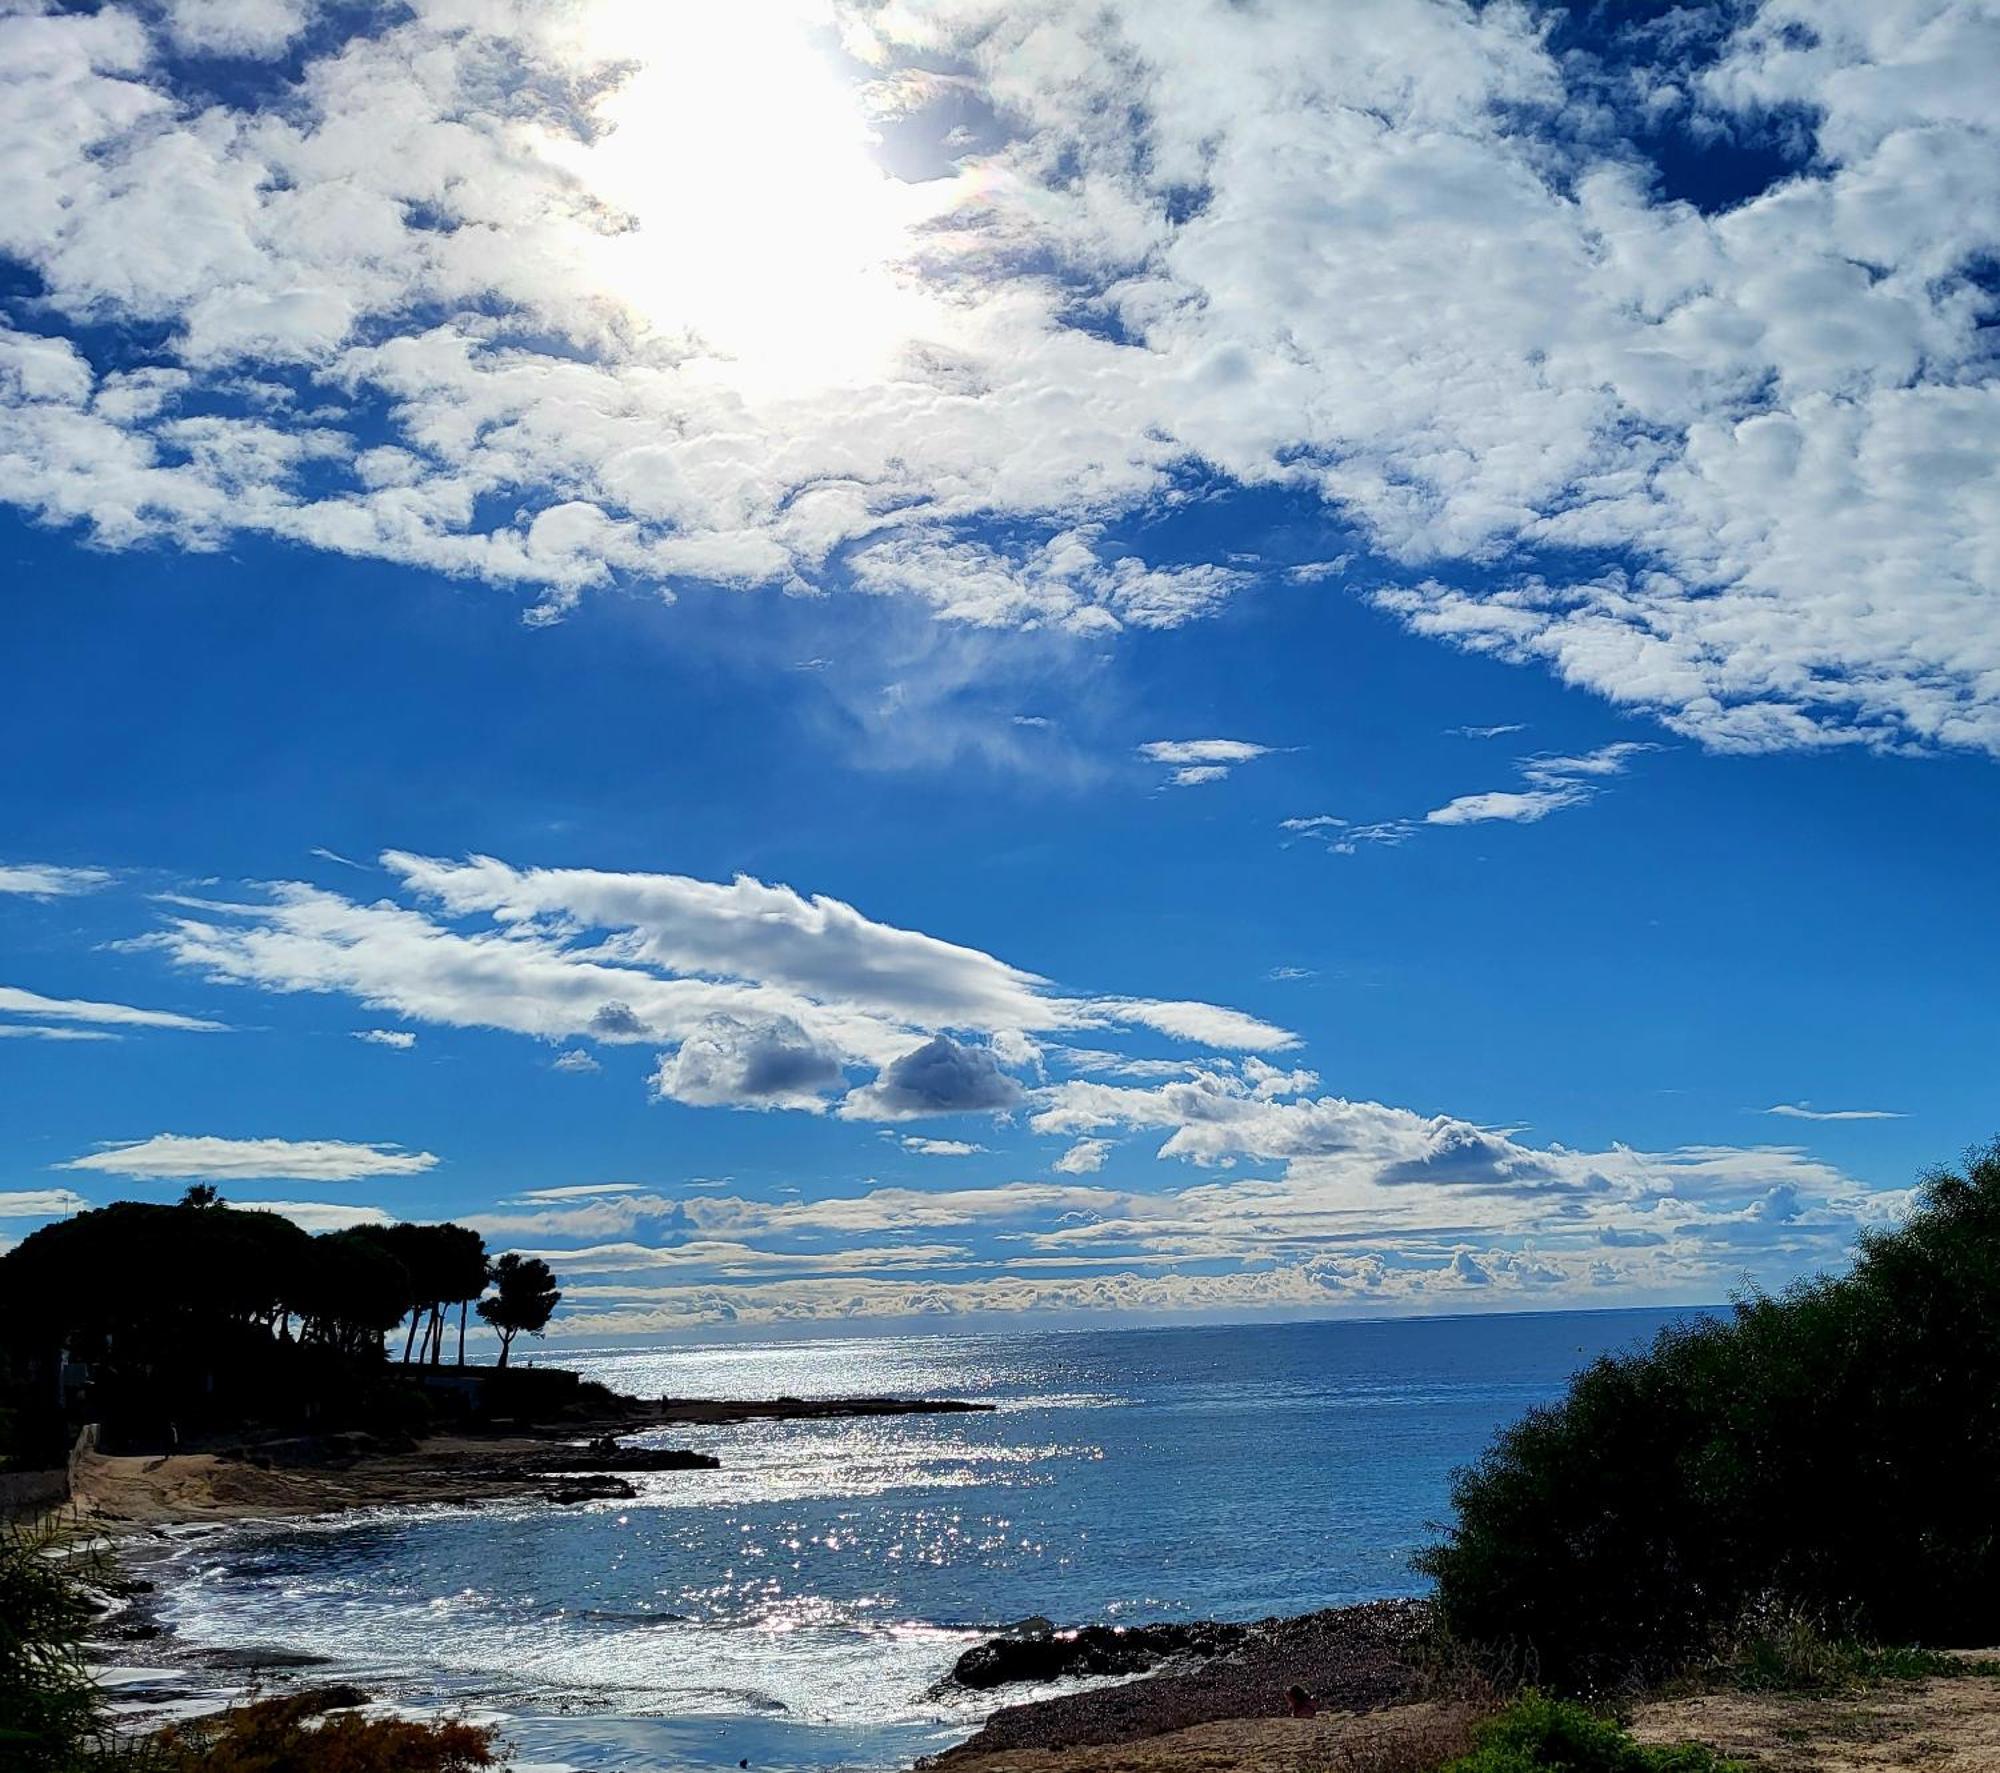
[562,0,950,392]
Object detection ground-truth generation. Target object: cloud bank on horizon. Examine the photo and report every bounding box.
[0,851,1925,1333]
[0,0,1993,755]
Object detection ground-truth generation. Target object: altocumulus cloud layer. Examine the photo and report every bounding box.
[135,850,1295,1116]
[0,0,1994,749]
[14,848,1894,1333]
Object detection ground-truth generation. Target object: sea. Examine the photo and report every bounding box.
[120,1308,1702,1771]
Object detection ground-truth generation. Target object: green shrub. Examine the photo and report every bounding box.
[1439,1695,1744,1773]
[0,1513,105,1773]
[1419,1138,2000,1687]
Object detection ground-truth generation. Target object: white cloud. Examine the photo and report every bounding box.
[59,1134,440,1183]
[231,1199,395,1232]
[0,1025,121,1042]
[1053,1137,1111,1174]
[0,863,112,897]
[131,852,1293,1115]
[0,985,224,1033]
[352,1028,415,1049]
[0,1189,89,1218]
[901,1136,985,1156]
[0,4,1989,750]
[653,1013,845,1111]
[1426,786,1589,827]
[551,1048,601,1073]
[840,1033,1024,1120]
[511,1182,648,1202]
[1139,738,1276,788]
[1763,1103,1906,1122]
[1294,742,1659,848]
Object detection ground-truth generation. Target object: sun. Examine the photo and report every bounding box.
[558,0,954,393]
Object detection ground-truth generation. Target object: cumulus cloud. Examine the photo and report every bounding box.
[0,863,112,897]
[0,3,1989,750]
[60,1134,439,1182]
[1053,1137,1112,1174]
[653,1014,845,1111]
[840,1034,1024,1120]
[901,1136,986,1156]
[551,1048,601,1073]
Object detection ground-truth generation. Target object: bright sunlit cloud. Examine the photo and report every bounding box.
[556,0,958,391]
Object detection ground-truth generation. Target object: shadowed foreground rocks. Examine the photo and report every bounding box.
[929,1600,1431,1764]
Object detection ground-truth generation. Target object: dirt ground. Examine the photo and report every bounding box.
[932,1679,2000,1773]
[1632,1675,2000,1771]
[68,1435,587,1525]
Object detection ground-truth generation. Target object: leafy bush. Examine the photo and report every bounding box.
[0,1513,106,1773]
[1439,1695,1743,1773]
[1706,1596,2000,1694]
[147,1693,499,1773]
[1419,1139,2000,1686]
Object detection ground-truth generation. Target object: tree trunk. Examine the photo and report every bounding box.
[457,1299,468,1367]
[428,1305,444,1365]
[402,1310,421,1364]
[496,1327,514,1369]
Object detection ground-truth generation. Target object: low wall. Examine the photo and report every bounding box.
[0,1423,99,1519]
[0,1466,68,1519]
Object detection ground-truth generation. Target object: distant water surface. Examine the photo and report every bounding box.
[146,1309,1702,1771]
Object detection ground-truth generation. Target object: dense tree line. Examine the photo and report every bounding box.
[1419,1137,2000,1687]
[0,1193,561,1448]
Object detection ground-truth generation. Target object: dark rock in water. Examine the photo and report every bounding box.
[926,1600,1434,1766]
[947,1620,1251,1690]
[182,1645,337,1672]
[542,1476,639,1505]
[559,1437,720,1472]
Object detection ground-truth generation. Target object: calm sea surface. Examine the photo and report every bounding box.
[141,1309,1700,1770]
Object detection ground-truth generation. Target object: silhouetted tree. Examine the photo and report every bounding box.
[477,1254,560,1368]
[179,1184,222,1209]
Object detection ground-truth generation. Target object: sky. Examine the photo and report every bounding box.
[2,0,1997,1344]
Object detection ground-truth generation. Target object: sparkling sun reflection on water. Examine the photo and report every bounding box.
[144,1316,1698,1772]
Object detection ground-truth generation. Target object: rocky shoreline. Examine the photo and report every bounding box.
[926,1599,1434,1765]
[68,1394,995,1528]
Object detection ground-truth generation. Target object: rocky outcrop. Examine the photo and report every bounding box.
[927,1601,1433,1764]
[541,1476,638,1505]
[548,1436,720,1472]
[946,1619,1252,1690]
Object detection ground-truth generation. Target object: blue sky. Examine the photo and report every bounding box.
[1,0,1996,1339]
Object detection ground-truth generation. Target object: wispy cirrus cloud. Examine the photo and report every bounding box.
[0,985,225,1034]
[1762,1103,1906,1122]
[0,863,112,898]
[1288,742,1659,852]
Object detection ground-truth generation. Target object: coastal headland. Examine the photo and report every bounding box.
[67,1392,995,1525]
